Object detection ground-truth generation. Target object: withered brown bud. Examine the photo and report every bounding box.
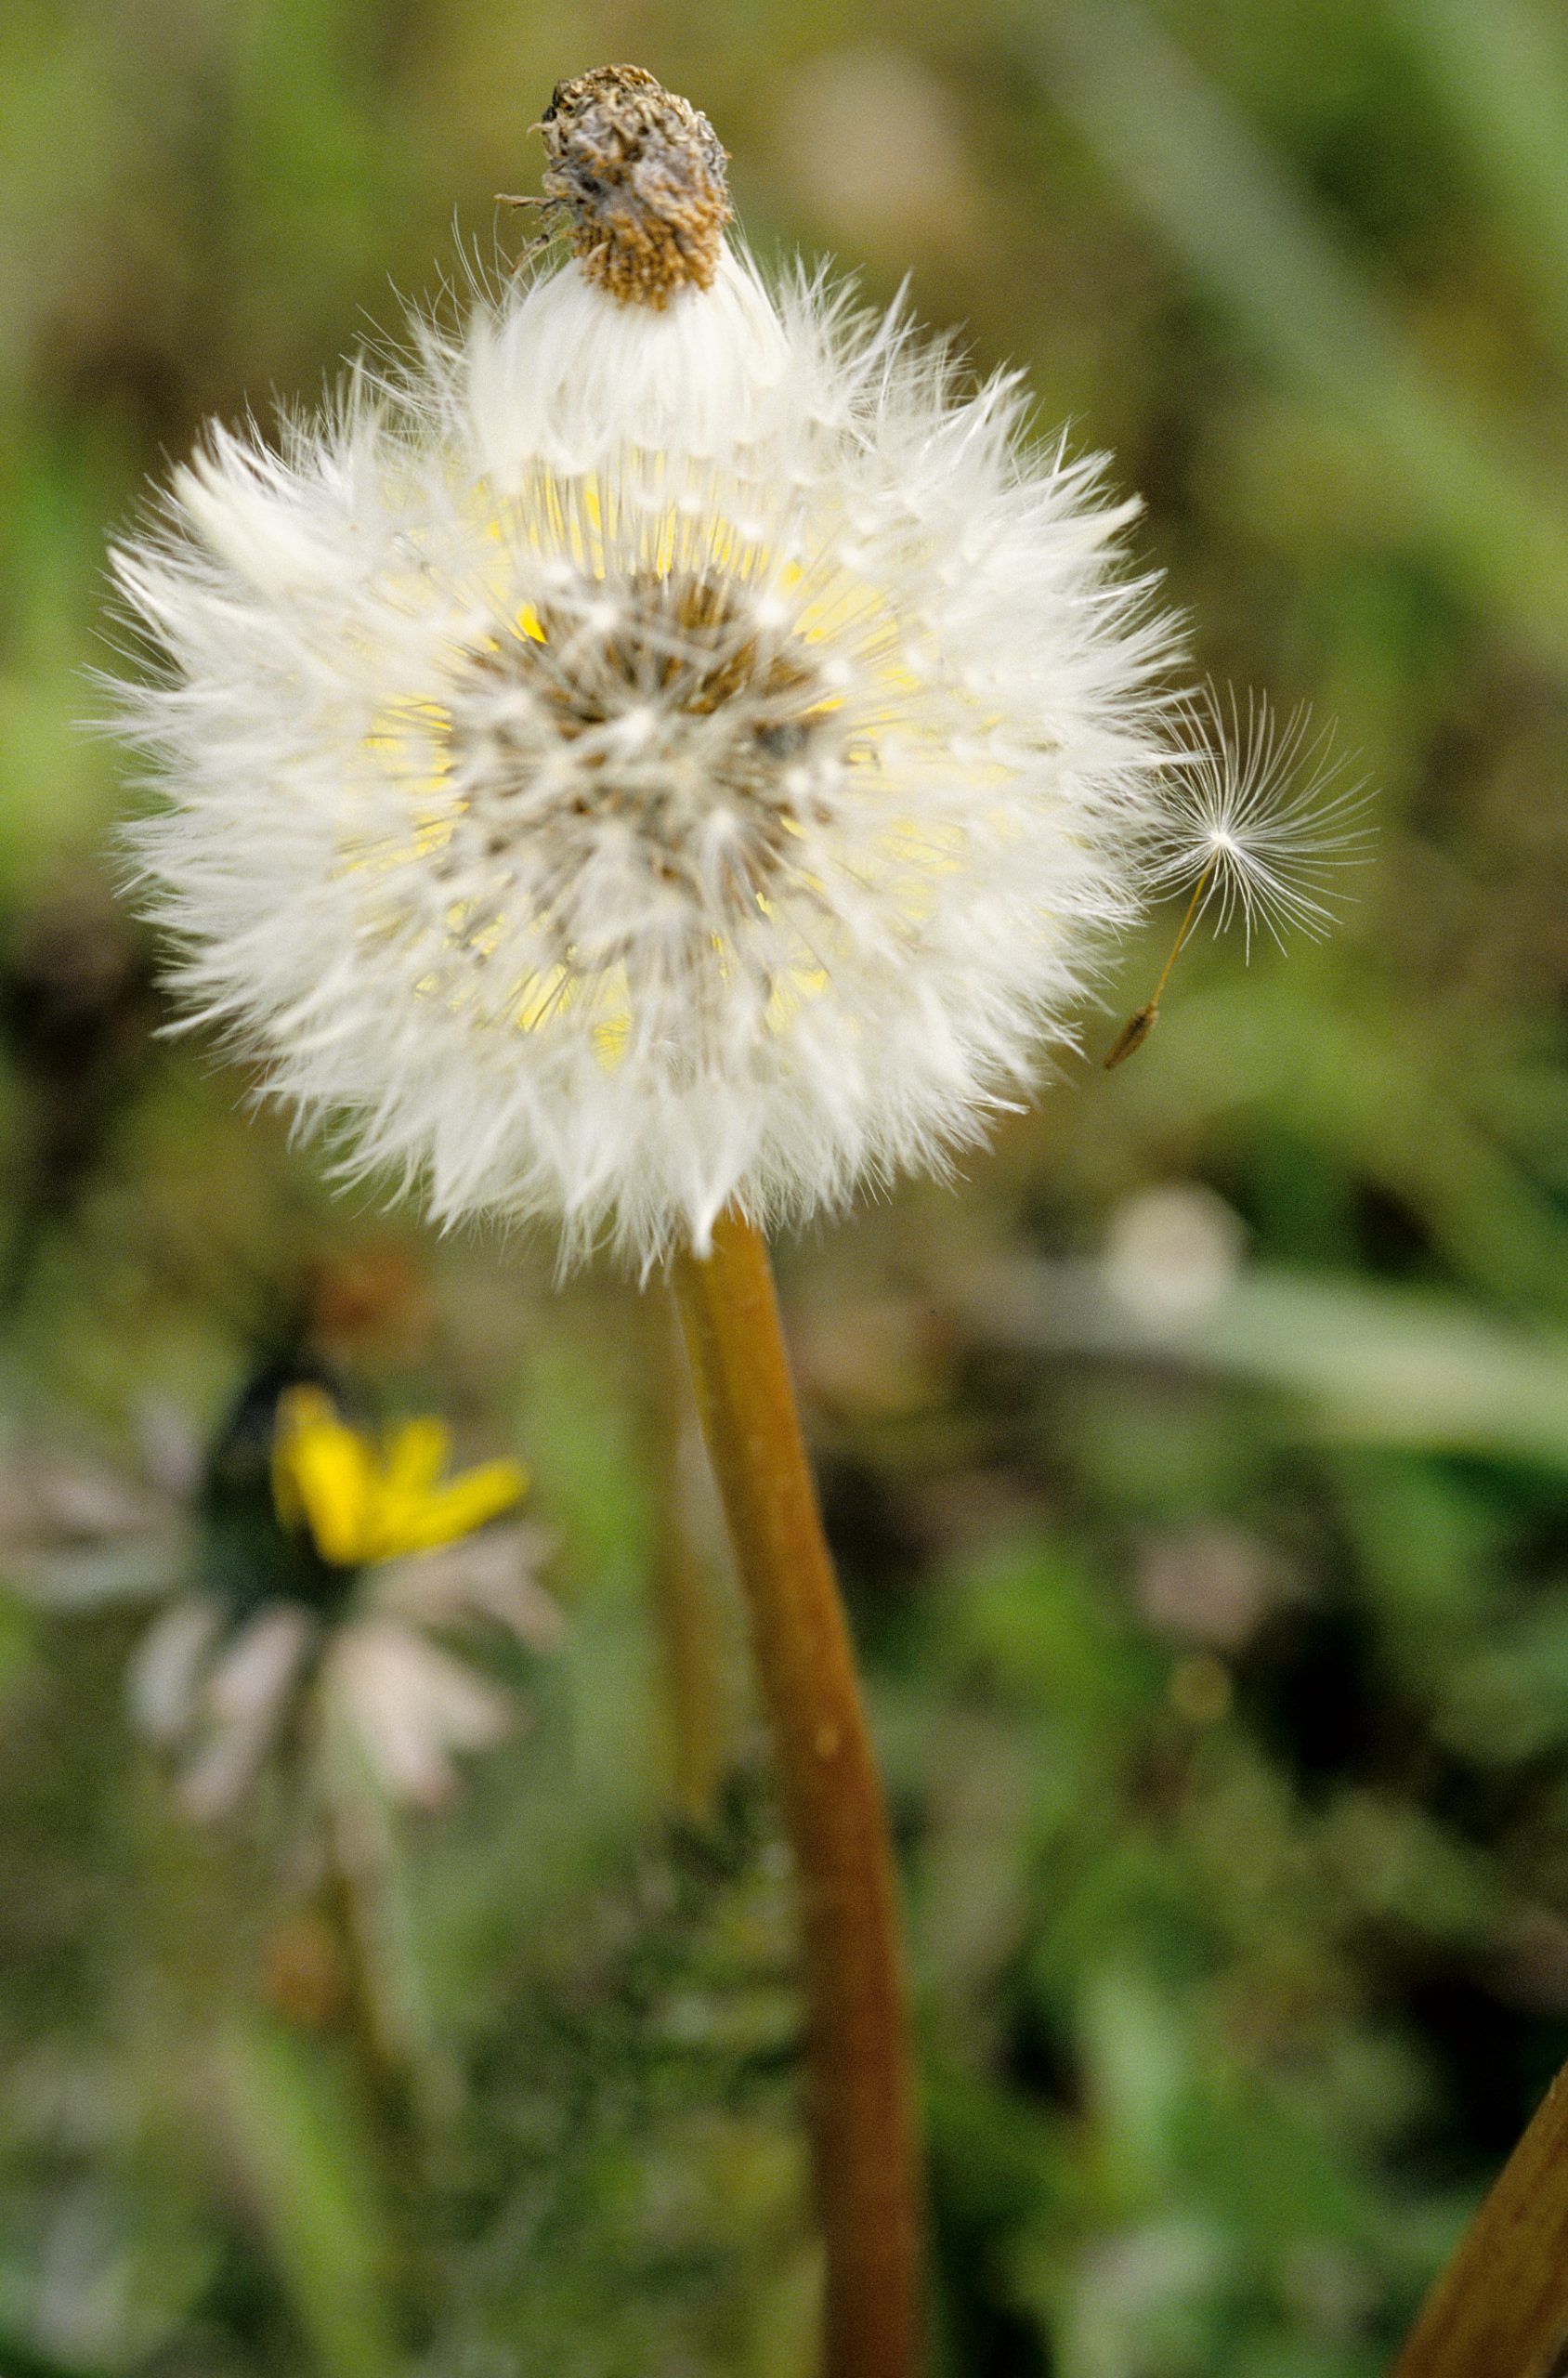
[534,64,732,309]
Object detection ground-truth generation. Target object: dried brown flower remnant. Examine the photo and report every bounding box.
[535,65,732,307]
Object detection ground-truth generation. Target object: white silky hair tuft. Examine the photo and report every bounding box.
[111,239,1188,1267]
[1137,686,1371,952]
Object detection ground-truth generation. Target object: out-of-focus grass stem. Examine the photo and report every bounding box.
[225,2013,403,2378]
[640,1287,731,1825]
[319,1763,442,2351]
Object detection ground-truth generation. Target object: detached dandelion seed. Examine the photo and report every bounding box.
[1104,686,1368,1066]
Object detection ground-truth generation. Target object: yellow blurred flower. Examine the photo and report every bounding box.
[59,1373,566,1821]
[270,1384,528,1567]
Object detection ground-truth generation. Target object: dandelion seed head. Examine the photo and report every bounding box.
[107,70,1238,1267]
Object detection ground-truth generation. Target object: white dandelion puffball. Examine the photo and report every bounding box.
[112,65,1183,1268]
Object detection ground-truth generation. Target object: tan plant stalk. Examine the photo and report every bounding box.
[1391,2058,1568,2378]
[673,1208,921,2378]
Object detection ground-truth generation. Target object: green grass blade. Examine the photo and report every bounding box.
[223,2017,404,2378]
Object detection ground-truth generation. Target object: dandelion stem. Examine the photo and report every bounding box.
[673,1209,922,2378]
[1390,2056,1568,2378]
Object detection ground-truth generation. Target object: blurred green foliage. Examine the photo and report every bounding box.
[6,1,1568,2371]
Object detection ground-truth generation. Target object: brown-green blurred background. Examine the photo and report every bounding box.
[8,2,1568,2371]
